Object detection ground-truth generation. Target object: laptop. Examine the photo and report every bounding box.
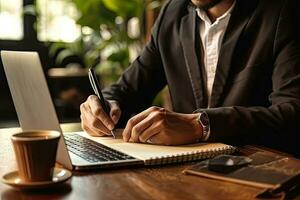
[1,51,143,170]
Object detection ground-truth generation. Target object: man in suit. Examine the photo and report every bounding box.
[80,0,300,156]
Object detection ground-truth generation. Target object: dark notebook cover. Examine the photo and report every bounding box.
[183,152,300,190]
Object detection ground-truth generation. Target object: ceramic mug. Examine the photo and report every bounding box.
[11,130,60,182]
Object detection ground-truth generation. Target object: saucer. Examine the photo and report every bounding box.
[1,167,72,190]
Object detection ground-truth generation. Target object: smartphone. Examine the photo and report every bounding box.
[208,155,252,173]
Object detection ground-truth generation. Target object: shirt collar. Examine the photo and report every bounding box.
[196,0,236,26]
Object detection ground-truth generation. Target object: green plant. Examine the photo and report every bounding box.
[50,0,151,83]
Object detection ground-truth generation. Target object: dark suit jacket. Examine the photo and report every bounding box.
[103,0,300,156]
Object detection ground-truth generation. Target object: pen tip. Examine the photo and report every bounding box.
[111,130,116,139]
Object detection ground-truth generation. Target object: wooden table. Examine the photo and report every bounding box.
[0,123,299,200]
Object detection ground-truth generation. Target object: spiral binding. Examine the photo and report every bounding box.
[145,146,236,165]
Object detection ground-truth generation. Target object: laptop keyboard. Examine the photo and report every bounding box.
[64,133,135,163]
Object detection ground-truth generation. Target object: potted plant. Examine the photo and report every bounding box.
[50,0,151,84]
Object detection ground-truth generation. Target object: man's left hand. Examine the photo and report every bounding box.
[123,106,203,145]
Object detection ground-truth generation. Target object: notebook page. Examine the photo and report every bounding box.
[74,131,233,161]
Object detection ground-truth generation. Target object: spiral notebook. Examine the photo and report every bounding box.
[75,131,236,165]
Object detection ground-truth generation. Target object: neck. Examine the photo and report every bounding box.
[207,0,234,22]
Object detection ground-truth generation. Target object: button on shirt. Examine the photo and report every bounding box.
[196,1,236,108]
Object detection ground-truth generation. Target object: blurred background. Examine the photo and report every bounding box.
[0,0,170,128]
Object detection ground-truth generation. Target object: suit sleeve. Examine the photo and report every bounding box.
[199,0,300,155]
[102,1,170,124]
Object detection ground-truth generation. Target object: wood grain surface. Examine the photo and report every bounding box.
[0,123,298,200]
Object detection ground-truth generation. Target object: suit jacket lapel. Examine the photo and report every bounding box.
[210,0,258,107]
[180,6,207,109]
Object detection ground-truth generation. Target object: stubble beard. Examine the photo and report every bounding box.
[193,0,224,10]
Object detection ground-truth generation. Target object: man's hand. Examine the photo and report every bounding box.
[123,106,203,145]
[80,95,121,136]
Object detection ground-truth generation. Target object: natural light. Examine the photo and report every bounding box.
[37,0,81,42]
[0,0,81,42]
[0,0,23,40]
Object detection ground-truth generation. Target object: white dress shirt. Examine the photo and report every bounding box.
[196,2,236,141]
[196,1,236,108]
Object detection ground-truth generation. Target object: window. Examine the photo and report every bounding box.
[0,0,23,40]
[37,0,81,42]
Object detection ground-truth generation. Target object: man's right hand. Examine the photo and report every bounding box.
[80,95,121,136]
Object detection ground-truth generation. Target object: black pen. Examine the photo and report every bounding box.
[88,68,116,138]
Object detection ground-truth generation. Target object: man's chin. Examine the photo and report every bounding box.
[192,0,224,10]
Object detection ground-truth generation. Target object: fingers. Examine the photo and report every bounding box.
[123,106,166,143]
[123,117,139,142]
[109,100,121,125]
[145,133,167,145]
[138,121,169,145]
[80,95,113,136]
[138,122,161,143]
[123,106,159,141]
[88,95,115,130]
[129,111,164,142]
[81,120,104,136]
[81,103,111,135]
[129,115,154,142]
[80,113,107,136]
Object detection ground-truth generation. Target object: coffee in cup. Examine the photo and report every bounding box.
[11,130,60,182]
